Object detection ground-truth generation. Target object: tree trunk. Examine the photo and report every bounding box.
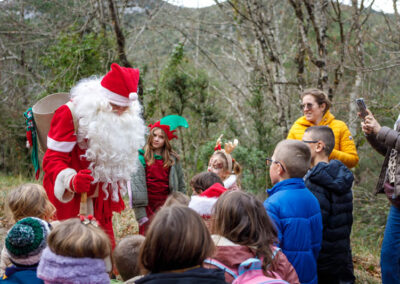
[107,0,131,68]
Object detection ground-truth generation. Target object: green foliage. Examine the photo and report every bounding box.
[40,31,115,94]
[144,42,224,184]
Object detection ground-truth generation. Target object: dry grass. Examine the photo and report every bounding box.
[112,199,139,242]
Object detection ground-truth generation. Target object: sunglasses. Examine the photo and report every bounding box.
[302,140,319,143]
[265,158,286,172]
[300,103,316,110]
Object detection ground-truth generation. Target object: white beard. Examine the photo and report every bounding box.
[70,77,146,201]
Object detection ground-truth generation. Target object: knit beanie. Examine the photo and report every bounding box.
[37,247,110,284]
[5,217,51,266]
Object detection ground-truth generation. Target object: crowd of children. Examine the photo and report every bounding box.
[1,120,372,284]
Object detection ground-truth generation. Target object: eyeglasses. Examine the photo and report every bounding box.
[300,103,316,110]
[302,140,319,143]
[265,158,286,172]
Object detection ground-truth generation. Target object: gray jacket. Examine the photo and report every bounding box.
[366,125,400,201]
[130,156,186,220]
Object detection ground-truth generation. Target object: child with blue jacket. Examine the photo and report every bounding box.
[264,139,322,284]
[303,126,355,284]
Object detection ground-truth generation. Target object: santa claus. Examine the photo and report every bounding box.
[42,63,146,245]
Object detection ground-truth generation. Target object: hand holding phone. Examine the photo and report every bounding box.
[356,98,368,119]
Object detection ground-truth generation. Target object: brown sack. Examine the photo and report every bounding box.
[32,93,70,153]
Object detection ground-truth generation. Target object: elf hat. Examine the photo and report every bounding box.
[149,115,189,140]
[100,63,140,107]
[188,183,228,218]
[5,217,51,266]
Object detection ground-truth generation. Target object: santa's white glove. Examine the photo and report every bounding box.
[138,217,149,226]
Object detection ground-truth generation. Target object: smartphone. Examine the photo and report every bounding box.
[356,98,368,119]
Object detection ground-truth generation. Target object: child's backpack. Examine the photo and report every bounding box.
[204,257,289,284]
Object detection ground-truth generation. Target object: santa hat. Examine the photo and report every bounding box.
[189,183,227,218]
[5,217,51,266]
[100,63,140,106]
[149,115,189,140]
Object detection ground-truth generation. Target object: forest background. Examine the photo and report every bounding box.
[1,0,400,282]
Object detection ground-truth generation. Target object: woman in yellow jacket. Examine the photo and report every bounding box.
[287,88,359,168]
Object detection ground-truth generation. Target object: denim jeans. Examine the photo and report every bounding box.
[381,205,400,284]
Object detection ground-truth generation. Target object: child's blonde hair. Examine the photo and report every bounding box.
[211,151,242,184]
[7,183,55,222]
[47,218,111,259]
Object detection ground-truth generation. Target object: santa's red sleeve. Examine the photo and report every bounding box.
[42,104,77,204]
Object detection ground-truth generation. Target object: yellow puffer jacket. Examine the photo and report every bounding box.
[287,110,359,168]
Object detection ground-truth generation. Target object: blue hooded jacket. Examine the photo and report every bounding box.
[264,178,322,284]
[1,265,43,284]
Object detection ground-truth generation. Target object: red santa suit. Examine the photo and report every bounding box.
[42,63,146,246]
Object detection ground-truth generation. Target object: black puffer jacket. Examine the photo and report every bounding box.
[304,160,354,274]
[135,267,226,284]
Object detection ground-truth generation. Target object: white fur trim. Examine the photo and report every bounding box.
[129,92,138,101]
[103,87,131,106]
[189,196,218,216]
[54,168,76,203]
[47,137,76,153]
[224,175,237,189]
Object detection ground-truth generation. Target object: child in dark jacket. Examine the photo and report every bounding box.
[1,217,51,284]
[264,140,322,284]
[137,206,225,284]
[303,126,355,284]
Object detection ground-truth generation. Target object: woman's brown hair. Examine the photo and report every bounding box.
[211,191,278,270]
[47,218,111,259]
[144,127,178,168]
[139,205,215,273]
[7,183,56,222]
[301,88,332,114]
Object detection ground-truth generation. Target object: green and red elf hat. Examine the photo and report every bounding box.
[149,115,189,140]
